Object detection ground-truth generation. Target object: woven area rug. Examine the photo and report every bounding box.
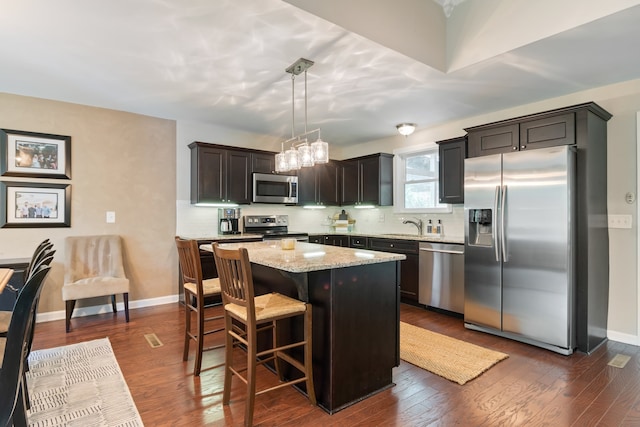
[400,321,508,385]
[25,338,144,427]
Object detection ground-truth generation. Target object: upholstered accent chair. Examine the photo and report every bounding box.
[62,235,130,332]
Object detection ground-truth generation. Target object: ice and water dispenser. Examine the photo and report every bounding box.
[468,209,493,246]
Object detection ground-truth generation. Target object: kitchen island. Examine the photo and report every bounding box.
[201,241,405,414]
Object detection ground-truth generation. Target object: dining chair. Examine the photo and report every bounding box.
[0,264,51,427]
[0,240,53,338]
[212,242,316,427]
[62,235,130,332]
[175,237,225,376]
[0,247,56,410]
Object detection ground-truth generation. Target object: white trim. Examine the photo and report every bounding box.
[607,330,639,346]
[637,111,640,345]
[392,142,453,214]
[35,294,180,323]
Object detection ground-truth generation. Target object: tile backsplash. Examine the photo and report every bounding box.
[177,200,464,240]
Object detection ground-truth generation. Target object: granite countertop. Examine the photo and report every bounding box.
[315,232,464,245]
[200,241,406,273]
[179,233,263,241]
[183,232,463,244]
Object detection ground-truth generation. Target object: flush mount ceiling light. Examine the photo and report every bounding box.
[275,58,329,173]
[396,123,417,136]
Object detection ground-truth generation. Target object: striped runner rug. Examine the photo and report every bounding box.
[25,337,143,426]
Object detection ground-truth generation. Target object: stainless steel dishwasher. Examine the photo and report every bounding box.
[418,242,465,314]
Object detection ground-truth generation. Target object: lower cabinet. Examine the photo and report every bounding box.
[323,235,349,247]
[309,235,349,247]
[368,238,419,304]
[310,235,419,303]
[348,236,367,248]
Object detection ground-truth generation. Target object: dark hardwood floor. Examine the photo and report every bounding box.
[30,302,640,426]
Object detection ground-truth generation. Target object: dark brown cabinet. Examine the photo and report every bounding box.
[437,136,466,204]
[308,234,349,247]
[251,152,276,174]
[520,112,575,150]
[466,110,576,158]
[368,238,419,304]
[311,234,419,303]
[348,236,367,248]
[323,235,348,247]
[341,153,393,207]
[189,142,251,204]
[297,161,340,207]
[308,235,323,244]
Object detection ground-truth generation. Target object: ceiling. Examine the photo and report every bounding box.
[1,0,640,147]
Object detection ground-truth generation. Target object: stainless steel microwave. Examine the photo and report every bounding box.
[252,173,298,204]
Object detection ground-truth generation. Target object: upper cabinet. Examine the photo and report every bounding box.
[251,152,275,174]
[341,153,393,207]
[466,108,578,158]
[189,142,251,204]
[297,161,341,207]
[437,136,466,204]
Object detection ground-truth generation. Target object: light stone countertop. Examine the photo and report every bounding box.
[183,232,463,244]
[315,232,464,245]
[200,241,406,274]
[179,233,263,241]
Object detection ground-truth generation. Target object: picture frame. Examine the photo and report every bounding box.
[0,128,71,179]
[0,181,71,228]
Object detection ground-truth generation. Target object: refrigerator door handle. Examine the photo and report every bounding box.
[494,185,500,262]
[501,185,508,262]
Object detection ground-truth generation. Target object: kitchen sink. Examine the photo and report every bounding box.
[381,233,422,238]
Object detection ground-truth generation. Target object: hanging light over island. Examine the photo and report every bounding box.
[275,58,329,173]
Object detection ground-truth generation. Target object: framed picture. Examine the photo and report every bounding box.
[0,129,71,179]
[0,181,71,228]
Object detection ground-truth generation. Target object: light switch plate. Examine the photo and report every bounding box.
[608,214,632,229]
[106,211,116,223]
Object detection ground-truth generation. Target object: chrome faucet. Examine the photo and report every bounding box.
[403,218,423,235]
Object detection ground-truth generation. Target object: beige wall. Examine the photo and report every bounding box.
[0,93,177,316]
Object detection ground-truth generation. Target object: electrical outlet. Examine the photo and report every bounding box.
[608,214,632,229]
[106,211,116,223]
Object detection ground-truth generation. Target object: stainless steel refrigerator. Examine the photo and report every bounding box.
[464,145,576,355]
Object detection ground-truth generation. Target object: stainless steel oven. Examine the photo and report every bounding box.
[243,214,308,241]
[252,173,298,204]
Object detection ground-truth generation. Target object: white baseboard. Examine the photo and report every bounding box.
[36,294,180,323]
[606,330,639,346]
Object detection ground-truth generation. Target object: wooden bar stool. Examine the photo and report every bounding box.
[212,243,316,427]
[175,237,225,376]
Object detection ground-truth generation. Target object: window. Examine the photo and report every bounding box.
[393,144,451,213]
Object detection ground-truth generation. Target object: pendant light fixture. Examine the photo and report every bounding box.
[275,58,329,173]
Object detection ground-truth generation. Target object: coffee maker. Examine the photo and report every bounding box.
[218,208,241,234]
